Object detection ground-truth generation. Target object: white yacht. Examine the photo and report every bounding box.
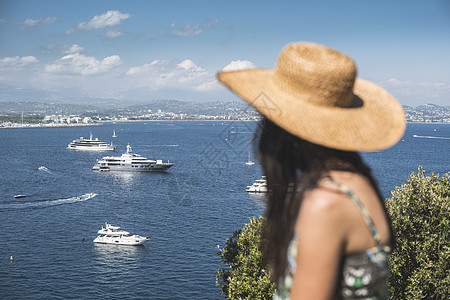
[67,133,116,151]
[92,144,174,172]
[93,223,149,245]
[246,176,268,192]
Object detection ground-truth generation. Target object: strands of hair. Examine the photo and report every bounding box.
[256,117,392,284]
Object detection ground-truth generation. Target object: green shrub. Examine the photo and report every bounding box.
[216,216,275,299]
[216,168,449,299]
[385,167,449,299]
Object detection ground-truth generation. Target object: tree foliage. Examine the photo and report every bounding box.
[216,168,449,299]
[0,113,44,124]
[216,216,275,299]
[385,167,449,299]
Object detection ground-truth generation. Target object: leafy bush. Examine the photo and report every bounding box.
[385,167,449,299]
[216,168,449,299]
[216,216,275,299]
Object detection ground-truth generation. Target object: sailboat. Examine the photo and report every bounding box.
[112,130,117,138]
[245,151,255,165]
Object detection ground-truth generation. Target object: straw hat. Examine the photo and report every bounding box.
[217,42,405,151]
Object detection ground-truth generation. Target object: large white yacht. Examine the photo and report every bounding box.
[93,223,149,245]
[246,176,268,192]
[245,176,296,193]
[92,144,174,172]
[67,133,116,151]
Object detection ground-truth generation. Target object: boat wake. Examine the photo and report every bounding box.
[0,193,97,210]
[38,165,55,174]
[413,135,450,140]
[142,144,179,147]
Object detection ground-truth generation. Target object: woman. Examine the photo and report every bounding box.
[217,42,405,299]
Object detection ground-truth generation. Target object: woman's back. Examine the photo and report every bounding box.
[288,171,391,300]
[320,171,391,254]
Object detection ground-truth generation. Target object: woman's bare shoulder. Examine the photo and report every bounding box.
[300,183,349,218]
[296,184,352,236]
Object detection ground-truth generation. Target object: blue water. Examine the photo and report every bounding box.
[0,121,448,299]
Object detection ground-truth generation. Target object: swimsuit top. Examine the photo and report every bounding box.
[274,178,391,300]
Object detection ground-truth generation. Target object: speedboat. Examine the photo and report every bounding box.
[93,223,150,245]
[246,176,268,192]
[92,144,174,172]
[67,133,116,151]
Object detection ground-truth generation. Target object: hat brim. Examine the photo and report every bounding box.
[217,69,405,151]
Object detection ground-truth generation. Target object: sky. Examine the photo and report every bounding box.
[0,0,449,106]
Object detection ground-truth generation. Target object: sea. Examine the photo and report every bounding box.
[0,121,448,299]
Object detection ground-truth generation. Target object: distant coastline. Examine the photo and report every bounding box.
[1,101,449,128]
[0,123,102,129]
[2,119,450,130]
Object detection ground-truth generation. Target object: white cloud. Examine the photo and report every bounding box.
[77,10,131,30]
[126,59,216,90]
[432,82,450,90]
[104,30,123,38]
[0,56,40,85]
[22,17,57,27]
[64,44,85,54]
[170,22,203,37]
[380,78,450,106]
[0,56,39,69]
[195,80,220,91]
[180,59,205,73]
[23,18,39,27]
[381,78,412,86]
[45,53,122,76]
[64,28,76,35]
[169,20,218,37]
[382,78,450,90]
[222,60,256,71]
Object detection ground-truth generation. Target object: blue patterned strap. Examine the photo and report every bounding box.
[321,177,382,246]
[366,245,391,268]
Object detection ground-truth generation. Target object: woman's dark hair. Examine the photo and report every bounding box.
[256,117,392,285]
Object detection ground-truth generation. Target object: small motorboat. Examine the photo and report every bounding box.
[14,194,27,198]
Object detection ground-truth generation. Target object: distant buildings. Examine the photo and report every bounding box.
[91,107,261,122]
[1,114,96,128]
[42,115,93,124]
[1,101,449,128]
[404,104,450,123]
[43,115,93,124]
